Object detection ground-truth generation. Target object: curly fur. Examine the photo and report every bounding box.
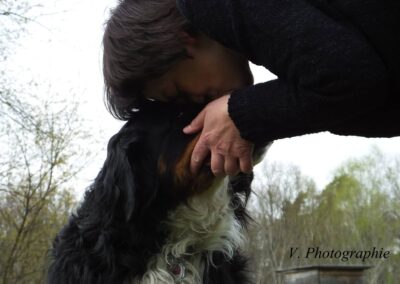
[47,100,268,284]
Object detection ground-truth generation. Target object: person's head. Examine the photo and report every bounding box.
[103,0,253,120]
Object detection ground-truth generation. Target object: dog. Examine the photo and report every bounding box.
[47,99,269,283]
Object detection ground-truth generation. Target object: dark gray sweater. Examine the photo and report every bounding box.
[176,0,400,145]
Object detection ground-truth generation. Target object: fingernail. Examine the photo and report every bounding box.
[213,171,223,177]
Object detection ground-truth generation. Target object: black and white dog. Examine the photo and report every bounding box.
[48,100,268,283]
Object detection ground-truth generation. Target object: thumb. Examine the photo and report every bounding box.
[183,108,206,134]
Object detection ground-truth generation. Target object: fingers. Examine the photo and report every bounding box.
[211,156,250,177]
[211,152,224,177]
[183,96,255,176]
[190,141,254,176]
[217,156,252,177]
[236,144,254,174]
[190,137,254,176]
[224,157,240,176]
[239,155,253,174]
[183,109,206,134]
[184,108,208,174]
[190,136,210,175]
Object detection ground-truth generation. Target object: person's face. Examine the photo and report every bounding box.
[143,33,253,103]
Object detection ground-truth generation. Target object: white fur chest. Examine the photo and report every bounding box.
[133,178,244,283]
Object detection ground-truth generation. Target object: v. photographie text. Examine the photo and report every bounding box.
[289,246,391,262]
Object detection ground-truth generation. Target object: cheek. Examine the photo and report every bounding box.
[212,53,251,89]
[227,56,252,82]
[238,62,254,86]
[180,73,207,92]
[179,78,215,102]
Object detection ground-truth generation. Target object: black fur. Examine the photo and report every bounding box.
[48,100,259,283]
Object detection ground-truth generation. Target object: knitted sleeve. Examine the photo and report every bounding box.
[176,0,390,144]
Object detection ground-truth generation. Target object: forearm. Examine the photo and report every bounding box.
[228,73,387,145]
[177,0,390,142]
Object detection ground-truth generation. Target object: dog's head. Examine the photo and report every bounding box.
[91,100,221,223]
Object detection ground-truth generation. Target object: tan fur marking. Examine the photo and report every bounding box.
[174,134,200,185]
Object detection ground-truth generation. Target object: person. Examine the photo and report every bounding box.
[103,0,400,177]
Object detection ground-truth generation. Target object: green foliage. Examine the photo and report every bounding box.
[0,96,90,279]
[0,2,95,283]
[0,4,90,280]
[247,150,400,284]
[0,88,87,283]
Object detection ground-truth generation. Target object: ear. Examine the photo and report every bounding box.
[93,128,140,222]
[178,31,197,45]
[178,31,198,58]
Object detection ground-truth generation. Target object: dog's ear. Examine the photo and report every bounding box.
[47,125,148,283]
[92,125,141,222]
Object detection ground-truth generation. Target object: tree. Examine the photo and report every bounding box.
[0,0,44,61]
[245,162,317,284]
[0,87,92,283]
[246,149,400,283]
[1,2,93,283]
[321,149,400,283]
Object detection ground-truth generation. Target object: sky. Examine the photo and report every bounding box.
[4,0,400,194]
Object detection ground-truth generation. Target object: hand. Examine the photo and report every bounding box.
[183,95,254,176]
